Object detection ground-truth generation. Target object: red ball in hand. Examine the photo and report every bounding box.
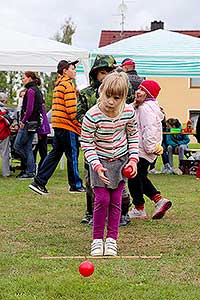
[79,261,94,277]
[122,166,133,178]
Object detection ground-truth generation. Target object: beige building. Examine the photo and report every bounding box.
[150,77,200,143]
[151,77,200,124]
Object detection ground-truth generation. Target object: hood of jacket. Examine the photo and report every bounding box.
[89,55,116,86]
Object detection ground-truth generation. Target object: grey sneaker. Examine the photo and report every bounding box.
[128,208,147,219]
[91,239,104,256]
[104,238,117,256]
[18,173,35,180]
[162,163,173,174]
[149,168,160,174]
[119,214,130,226]
[152,198,172,219]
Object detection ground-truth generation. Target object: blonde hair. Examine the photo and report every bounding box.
[98,71,129,105]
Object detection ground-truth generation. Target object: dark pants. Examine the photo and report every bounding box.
[33,134,48,170]
[128,157,159,206]
[85,161,94,215]
[35,128,82,189]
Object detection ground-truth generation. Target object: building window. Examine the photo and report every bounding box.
[189,78,200,88]
[189,109,200,129]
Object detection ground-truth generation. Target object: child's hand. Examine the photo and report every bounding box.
[97,166,110,185]
[123,161,137,178]
[154,144,163,155]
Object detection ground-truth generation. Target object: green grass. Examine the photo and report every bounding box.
[0,148,200,300]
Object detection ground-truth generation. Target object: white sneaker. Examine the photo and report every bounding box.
[128,208,147,219]
[152,198,172,219]
[104,238,117,256]
[172,167,183,175]
[91,239,104,256]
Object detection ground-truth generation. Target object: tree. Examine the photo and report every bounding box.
[0,71,22,105]
[0,72,7,94]
[53,17,76,45]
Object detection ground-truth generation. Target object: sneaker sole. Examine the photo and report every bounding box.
[91,252,103,256]
[152,201,172,219]
[129,215,148,220]
[80,220,90,224]
[18,177,34,180]
[104,251,117,256]
[69,190,85,193]
[29,184,48,195]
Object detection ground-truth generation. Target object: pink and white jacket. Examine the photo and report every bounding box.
[136,98,164,163]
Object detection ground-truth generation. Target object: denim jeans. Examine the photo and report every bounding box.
[167,144,188,167]
[35,128,82,189]
[14,127,35,175]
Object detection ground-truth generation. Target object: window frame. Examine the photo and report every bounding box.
[189,78,200,88]
[188,109,200,130]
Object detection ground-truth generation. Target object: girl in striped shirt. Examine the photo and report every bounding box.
[81,72,139,256]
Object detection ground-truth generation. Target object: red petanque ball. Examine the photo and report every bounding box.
[122,166,133,178]
[79,261,94,277]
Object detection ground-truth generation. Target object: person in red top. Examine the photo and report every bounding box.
[0,93,12,177]
[29,60,84,195]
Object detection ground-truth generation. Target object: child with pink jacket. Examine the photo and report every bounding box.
[128,80,172,220]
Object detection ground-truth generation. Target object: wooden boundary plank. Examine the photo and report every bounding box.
[41,255,162,260]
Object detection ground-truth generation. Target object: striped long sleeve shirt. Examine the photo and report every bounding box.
[52,75,81,135]
[81,103,139,171]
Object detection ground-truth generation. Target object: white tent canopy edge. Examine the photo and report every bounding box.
[0,27,89,77]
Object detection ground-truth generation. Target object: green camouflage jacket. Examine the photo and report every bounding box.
[76,55,116,123]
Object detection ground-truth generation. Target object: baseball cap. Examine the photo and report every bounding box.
[121,58,135,68]
[57,59,79,75]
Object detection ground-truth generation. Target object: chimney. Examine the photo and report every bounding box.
[151,20,164,31]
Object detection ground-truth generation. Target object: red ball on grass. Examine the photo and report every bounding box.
[79,261,94,277]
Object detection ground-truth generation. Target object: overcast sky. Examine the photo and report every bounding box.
[0,0,199,50]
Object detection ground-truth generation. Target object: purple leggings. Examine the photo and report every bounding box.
[93,181,125,240]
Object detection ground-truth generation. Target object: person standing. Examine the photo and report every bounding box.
[77,54,117,225]
[29,60,84,194]
[81,72,138,256]
[33,102,50,170]
[14,72,43,179]
[77,55,132,227]
[121,58,143,101]
[128,80,172,220]
[0,93,12,177]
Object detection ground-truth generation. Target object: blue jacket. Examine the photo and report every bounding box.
[166,127,190,148]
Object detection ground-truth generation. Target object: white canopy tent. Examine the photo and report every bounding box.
[0,27,89,76]
[91,29,200,77]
